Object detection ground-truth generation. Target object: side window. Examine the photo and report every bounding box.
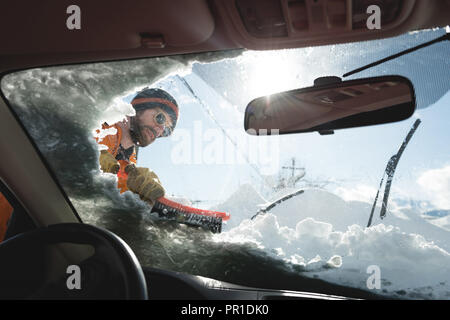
[0,191,13,243]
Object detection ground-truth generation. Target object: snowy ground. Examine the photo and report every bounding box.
[427,216,450,231]
[213,185,450,299]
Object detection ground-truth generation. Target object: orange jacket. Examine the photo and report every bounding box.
[96,123,137,193]
[0,192,13,242]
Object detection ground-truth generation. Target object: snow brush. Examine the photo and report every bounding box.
[151,197,230,234]
[122,165,229,233]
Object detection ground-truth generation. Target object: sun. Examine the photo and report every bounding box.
[243,50,300,99]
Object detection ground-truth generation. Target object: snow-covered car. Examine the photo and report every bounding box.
[0,0,449,300]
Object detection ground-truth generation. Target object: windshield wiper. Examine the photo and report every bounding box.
[367,119,421,227]
[343,32,449,78]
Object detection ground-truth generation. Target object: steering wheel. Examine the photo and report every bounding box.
[0,223,148,299]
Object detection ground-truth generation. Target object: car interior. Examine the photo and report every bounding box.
[0,0,449,300]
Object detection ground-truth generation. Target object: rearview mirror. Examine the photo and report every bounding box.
[244,76,416,135]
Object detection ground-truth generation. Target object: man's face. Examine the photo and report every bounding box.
[133,108,173,147]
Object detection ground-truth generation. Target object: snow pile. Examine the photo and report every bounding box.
[216,211,450,299]
[215,187,450,299]
[260,188,450,251]
[216,184,449,234]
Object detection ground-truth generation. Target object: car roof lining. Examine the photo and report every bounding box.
[0,0,449,73]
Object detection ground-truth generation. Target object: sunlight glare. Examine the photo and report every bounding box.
[243,51,301,99]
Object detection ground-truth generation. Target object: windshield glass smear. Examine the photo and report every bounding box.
[2,28,450,299]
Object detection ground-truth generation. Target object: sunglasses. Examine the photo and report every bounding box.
[154,112,172,137]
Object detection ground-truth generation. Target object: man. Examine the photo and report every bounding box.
[97,88,178,204]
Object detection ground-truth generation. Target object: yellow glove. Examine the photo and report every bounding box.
[125,165,165,203]
[99,150,120,174]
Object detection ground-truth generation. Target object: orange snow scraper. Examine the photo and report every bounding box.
[151,197,230,233]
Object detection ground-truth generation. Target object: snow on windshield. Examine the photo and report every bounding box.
[2,29,450,299]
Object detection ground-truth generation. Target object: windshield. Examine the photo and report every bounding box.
[2,28,450,299]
